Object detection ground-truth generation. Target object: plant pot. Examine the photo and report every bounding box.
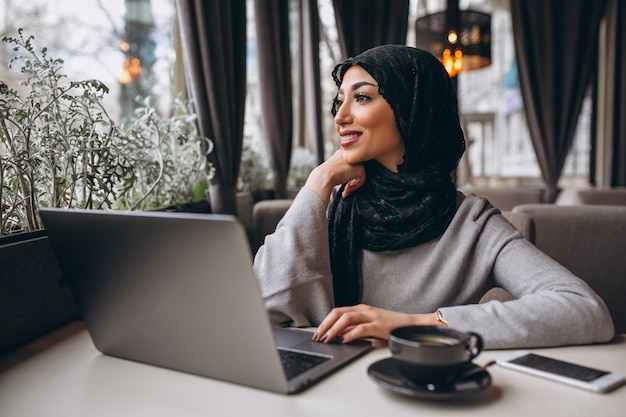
[161,200,212,214]
[0,230,80,355]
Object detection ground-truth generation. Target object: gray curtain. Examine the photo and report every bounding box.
[332,0,409,59]
[301,0,325,164]
[254,0,293,198]
[510,0,608,202]
[175,0,247,214]
[603,0,626,186]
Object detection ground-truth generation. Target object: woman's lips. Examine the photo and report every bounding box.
[340,132,361,148]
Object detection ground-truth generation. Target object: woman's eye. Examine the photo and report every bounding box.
[354,92,371,102]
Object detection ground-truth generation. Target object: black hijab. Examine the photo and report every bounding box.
[328,45,466,307]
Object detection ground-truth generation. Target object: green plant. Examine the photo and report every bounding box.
[0,29,211,236]
[115,96,213,211]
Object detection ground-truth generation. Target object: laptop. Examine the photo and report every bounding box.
[39,208,371,394]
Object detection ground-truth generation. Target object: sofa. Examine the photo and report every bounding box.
[460,186,544,210]
[513,204,626,333]
[556,187,626,206]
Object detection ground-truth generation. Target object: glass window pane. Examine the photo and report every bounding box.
[1,0,176,122]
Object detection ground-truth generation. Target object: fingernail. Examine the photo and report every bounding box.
[319,334,328,343]
[311,332,318,341]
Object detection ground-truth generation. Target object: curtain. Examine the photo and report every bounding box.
[175,0,247,214]
[301,0,325,164]
[510,0,608,202]
[332,0,409,59]
[254,0,293,198]
[603,0,626,186]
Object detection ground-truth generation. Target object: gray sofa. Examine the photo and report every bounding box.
[460,186,544,210]
[556,187,626,206]
[513,204,626,333]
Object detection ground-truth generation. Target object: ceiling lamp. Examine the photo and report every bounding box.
[415,0,491,77]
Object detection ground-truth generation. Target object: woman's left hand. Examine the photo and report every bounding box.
[312,304,439,344]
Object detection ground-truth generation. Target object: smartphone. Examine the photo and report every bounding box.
[497,350,625,393]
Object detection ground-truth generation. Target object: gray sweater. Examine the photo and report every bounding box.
[253,187,615,349]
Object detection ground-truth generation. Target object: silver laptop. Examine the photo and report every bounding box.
[39,208,371,394]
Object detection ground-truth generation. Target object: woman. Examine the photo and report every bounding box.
[253,45,614,349]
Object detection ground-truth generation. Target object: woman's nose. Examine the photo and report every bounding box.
[334,101,351,124]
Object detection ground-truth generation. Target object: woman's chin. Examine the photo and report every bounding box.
[341,151,365,166]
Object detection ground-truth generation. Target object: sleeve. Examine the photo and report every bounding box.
[438,213,615,349]
[253,187,335,327]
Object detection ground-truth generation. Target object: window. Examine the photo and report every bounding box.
[3,0,592,191]
[1,0,177,123]
[414,0,591,187]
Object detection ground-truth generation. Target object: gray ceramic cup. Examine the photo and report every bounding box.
[389,326,483,383]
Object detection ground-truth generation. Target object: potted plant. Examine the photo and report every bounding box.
[0,29,212,354]
[114,95,214,213]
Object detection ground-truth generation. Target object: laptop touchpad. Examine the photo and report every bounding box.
[273,328,315,348]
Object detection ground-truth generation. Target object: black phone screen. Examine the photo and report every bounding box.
[509,353,608,382]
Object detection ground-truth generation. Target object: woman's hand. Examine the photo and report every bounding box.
[304,150,366,207]
[311,304,440,344]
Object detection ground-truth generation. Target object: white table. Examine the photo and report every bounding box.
[1,321,625,417]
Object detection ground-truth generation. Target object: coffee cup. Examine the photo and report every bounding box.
[389,326,483,384]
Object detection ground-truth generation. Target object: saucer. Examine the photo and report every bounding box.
[367,358,491,400]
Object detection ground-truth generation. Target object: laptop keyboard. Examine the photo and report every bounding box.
[278,348,331,380]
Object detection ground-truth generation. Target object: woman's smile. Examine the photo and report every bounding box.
[340,130,362,147]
